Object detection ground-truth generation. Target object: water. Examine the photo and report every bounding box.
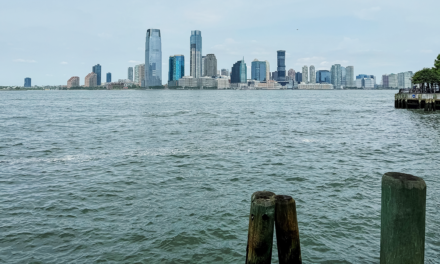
[0,90,439,263]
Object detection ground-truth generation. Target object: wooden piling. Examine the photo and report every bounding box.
[274,195,302,264]
[380,172,426,264]
[246,191,276,264]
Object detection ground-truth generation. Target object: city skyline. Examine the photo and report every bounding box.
[1,0,439,86]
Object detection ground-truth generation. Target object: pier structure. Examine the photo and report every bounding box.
[395,87,440,111]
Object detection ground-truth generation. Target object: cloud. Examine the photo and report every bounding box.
[61,61,68,65]
[14,59,36,63]
[128,60,142,64]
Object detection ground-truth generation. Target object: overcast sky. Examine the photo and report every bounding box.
[1,0,439,86]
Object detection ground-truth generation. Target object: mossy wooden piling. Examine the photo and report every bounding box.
[380,172,426,264]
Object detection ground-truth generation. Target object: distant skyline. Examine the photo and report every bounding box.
[1,0,439,86]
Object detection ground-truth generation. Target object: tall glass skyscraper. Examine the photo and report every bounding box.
[302,66,309,83]
[316,70,331,83]
[251,60,267,81]
[331,64,342,88]
[231,59,247,83]
[341,66,346,87]
[190,30,202,78]
[145,29,162,87]
[277,50,286,81]
[93,64,101,85]
[106,72,112,83]
[128,67,133,81]
[346,66,354,87]
[168,55,185,81]
[24,77,31,87]
[295,72,302,83]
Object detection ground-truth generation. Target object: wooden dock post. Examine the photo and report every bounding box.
[274,195,302,264]
[380,172,426,264]
[246,191,276,264]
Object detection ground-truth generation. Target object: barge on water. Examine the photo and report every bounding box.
[395,87,440,111]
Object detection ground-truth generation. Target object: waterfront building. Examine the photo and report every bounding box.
[298,82,334,90]
[251,59,267,81]
[265,61,270,82]
[277,50,286,81]
[397,71,413,88]
[145,29,162,87]
[168,55,185,81]
[204,54,217,77]
[382,74,389,88]
[24,77,31,87]
[137,64,145,86]
[388,73,398,88]
[287,69,295,82]
[330,64,342,88]
[295,72,302,83]
[341,66,346,87]
[92,64,102,85]
[128,67,133,81]
[134,65,140,84]
[356,75,376,88]
[302,66,309,83]
[346,66,354,87]
[272,71,278,81]
[190,30,202,78]
[231,58,247,83]
[67,76,79,88]
[316,70,331,83]
[85,72,98,87]
[309,65,316,83]
[221,69,229,76]
[106,73,112,83]
[171,76,229,89]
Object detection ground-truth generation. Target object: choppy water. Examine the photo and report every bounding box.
[0,90,439,263]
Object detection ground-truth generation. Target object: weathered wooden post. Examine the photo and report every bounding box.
[274,195,302,264]
[380,172,426,264]
[246,191,276,264]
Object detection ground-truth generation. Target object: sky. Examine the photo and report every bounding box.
[1,0,439,86]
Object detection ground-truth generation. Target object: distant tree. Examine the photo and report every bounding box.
[434,54,440,71]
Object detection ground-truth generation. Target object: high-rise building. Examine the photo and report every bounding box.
[168,55,185,81]
[251,59,267,81]
[106,73,112,83]
[190,30,202,78]
[382,75,389,88]
[24,77,31,87]
[277,50,286,81]
[134,65,140,84]
[265,61,270,82]
[302,66,309,83]
[85,72,98,87]
[388,73,398,88]
[67,76,79,88]
[341,66,346,87]
[397,71,413,88]
[356,75,375,88]
[221,69,229,76]
[309,66,316,83]
[287,69,296,82]
[92,64,102,85]
[272,71,278,81]
[346,66,354,87]
[138,64,145,86]
[204,54,217,77]
[231,58,247,83]
[145,29,162,87]
[128,67,133,81]
[330,64,342,88]
[201,56,206,76]
[316,70,331,83]
[295,72,302,83]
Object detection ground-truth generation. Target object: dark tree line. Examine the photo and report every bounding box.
[411,54,440,93]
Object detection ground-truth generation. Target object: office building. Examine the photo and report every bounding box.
[272,71,278,81]
[309,65,316,83]
[138,64,145,86]
[67,76,79,88]
[265,61,270,83]
[128,67,133,81]
[287,69,295,82]
[92,64,101,86]
[169,55,185,81]
[397,71,413,88]
[24,77,31,87]
[277,50,286,81]
[316,70,331,83]
[106,73,112,83]
[382,75,389,88]
[330,64,342,88]
[221,69,229,76]
[387,74,398,88]
[341,66,346,87]
[190,30,202,78]
[134,65,140,84]
[346,66,354,87]
[302,66,309,83]
[298,83,334,90]
[85,72,98,87]
[295,72,302,83]
[145,29,162,87]
[204,54,217,77]
[356,74,375,88]
[251,59,267,81]
[231,58,247,83]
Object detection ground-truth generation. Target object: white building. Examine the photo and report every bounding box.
[309,65,316,83]
[388,74,398,88]
[346,66,354,87]
[302,65,309,83]
[397,71,413,89]
[298,82,333,90]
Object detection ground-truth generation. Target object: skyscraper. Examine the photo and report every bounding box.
[346,66,354,87]
[272,71,278,81]
[287,69,296,81]
[277,50,286,81]
[106,72,112,83]
[382,75,389,88]
[168,55,185,81]
[128,67,133,81]
[138,64,145,86]
[302,66,309,83]
[309,65,316,83]
[204,54,217,77]
[295,72,302,83]
[67,76,80,88]
[92,64,101,85]
[397,71,413,88]
[330,64,342,88]
[190,30,202,78]
[221,69,229,76]
[24,77,31,87]
[85,72,98,87]
[134,65,140,84]
[316,70,331,83]
[265,61,270,82]
[231,58,247,83]
[145,29,162,87]
[251,59,267,81]
[341,66,346,87]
